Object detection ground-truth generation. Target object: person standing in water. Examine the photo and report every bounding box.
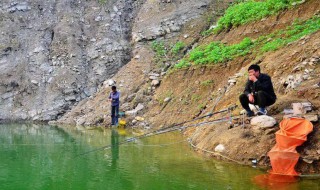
[108,86,120,126]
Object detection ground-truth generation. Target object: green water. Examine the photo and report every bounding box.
[0,124,319,190]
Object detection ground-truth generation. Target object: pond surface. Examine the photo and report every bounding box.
[0,123,319,190]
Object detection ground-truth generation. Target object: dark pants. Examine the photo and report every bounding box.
[239,91,276,111]
[111,105,119,125]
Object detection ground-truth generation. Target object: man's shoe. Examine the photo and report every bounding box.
[257,108,267,115]
[246,110,254,117]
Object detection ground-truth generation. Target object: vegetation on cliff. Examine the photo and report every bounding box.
[174,15,320,69]
[213,0,304,33]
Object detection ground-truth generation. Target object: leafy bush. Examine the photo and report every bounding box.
[214,0,302,33]
[261,16,320,52]
[188,37,253,65]
[174,59,191,69]
[173,16,320,70]
[201,80,214,86]
[171,41,185,55]
[98,0,107,4]
[151,41,167,57]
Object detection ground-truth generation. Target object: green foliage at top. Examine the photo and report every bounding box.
[259,16,320,52]
[188,37,253,65]
[173,15,320,70]
[214,0,302,33]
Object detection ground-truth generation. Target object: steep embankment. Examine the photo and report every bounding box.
[147,0,320,173]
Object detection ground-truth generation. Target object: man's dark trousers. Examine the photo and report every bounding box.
[239,91,276,111]
[111,105,119,125]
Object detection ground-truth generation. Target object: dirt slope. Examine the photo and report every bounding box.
[146,0,320,173]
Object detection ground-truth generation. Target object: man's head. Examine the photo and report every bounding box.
[248,64,261,78]
[111,86,117,92]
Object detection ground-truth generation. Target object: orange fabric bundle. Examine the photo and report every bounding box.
[268,117,313,176]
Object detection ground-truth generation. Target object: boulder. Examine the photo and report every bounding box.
[135,116,144,121]
[214,144,225,153]
[164,97,171,102]
[126,103,144,116]
[151,80,160,86]
[104,79,116,87]
[250,115,276,128]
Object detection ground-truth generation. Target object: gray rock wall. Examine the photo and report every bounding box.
[0,0,142,121]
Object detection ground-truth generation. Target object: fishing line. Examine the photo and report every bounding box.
[77,116,231,157]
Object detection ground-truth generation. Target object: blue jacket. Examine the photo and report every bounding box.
[109,91,120,106]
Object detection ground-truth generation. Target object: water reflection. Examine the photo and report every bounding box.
[253,174,299,190]
[111,129,119,169]
[0,123,319,190]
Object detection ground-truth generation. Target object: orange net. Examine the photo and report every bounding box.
[268,117,313,176]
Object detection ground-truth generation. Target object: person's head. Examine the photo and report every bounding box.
[248,64,261,78]
[111,86,117,92]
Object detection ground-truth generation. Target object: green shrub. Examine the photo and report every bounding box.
[261,16,320,52]
[214,0,302,33]
[171,8,320,71]
[201,80,214,86]
[188,37,253,65]
[174,59,191,69]
[151,41,167,58]
[171,41,185,55]
[98,0,107,4]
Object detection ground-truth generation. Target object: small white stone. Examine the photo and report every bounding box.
[215,144,225,153]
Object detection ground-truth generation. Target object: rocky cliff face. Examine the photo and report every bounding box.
[0,0,142,121]
[54,0,231,126]
[0,0,229,123]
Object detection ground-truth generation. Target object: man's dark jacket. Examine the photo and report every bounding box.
[244,73,276,100]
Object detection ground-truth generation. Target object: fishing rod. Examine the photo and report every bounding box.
[77,108,235,157]
[165,104,237,128]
